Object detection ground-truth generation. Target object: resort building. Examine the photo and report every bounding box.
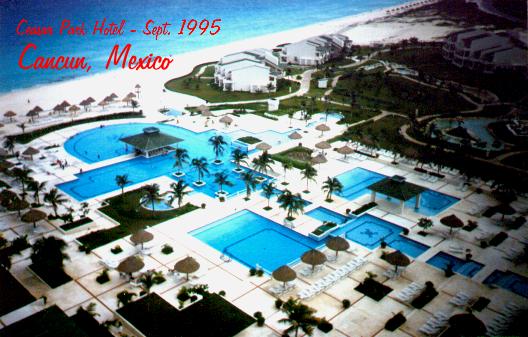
[279,34,350,65]
[214,49,282,93]
[442,29,528,74]
[119,127,182,158]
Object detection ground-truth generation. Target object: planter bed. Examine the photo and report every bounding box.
[352,202,377,216]
[488,232,508,246]
[60,217,93,232]
[411,285,438,309]
[385,313,406,331]
[355,278,392,301]
[429,172,445,179]
[309,222,338,240]
[414,167,428,174]
[0,268,35,316]
[72,308,113,337]
[28,264,72,288]
[356,150,378,158]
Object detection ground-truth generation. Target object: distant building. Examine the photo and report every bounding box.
[214,49,282,93]
[279,34,351,66]
[268,98,279,111]
[442,29,527,74]
[317,78,329,88]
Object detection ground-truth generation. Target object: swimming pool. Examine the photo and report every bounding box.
[306,207,348,224]
[59,123,271,201]
[335,168,459,216]
[426,252,484,278]
[483,270,528,298]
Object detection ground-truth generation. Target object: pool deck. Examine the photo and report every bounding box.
[1,104,528,336]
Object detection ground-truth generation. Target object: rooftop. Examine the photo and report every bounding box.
[368,175,427,201]
[119,127,183,151]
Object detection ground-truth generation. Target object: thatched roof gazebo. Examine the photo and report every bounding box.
[21,208,47,228]
[288,131,302,140]
[367,175,426,213]
[326,236,350,258]
[440,214,464,235]
[301,249,327,272]
[120,127,183,158]
[384,250,411,272]
[315,124,330,136]
[272,265,297,288]
[315,141,331,151]
[117,255,144,276]
[68,105,80,116]
[22,147,39,160]
[130,229,154,249]
[337,145,354,159]
[174,256,200,280]
[219,115,233,127]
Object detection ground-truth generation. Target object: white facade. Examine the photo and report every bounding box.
[279,34,350,65]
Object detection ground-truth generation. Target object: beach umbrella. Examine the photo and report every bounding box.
[256,142,272,152]
[22,147,39,160]
[86,97,96,104]
[198,105,212,117]
[495,203,516,221]
[21,208,47,228]
[326,236,350,258]
[0,160,14,171]
[59,100,71,110]
[109,93,118,100]
[0,149,9,157]
[53,104,62,114]
[384,250,411,272]
[315,141,331,155]
[98,100,108,110]
[301,249,327,272]
[4,111,16,122]
[135,84,142,98]
[122,96,132,106]
[7,197,29,217]
[272,265,297,288]
[68,105,80,116]
[219,115,233,127]
[174,256,200,280]
[288,131,302,140]
[130,229,154,249]
[315,123,330,136]
[26,110,38,122]
[79,99,90,111]
[0,190,17,206]
[447,313,487,336]
[337,145,354,159]
[126,92,136,99]
[440,214,464,235]
[117,255,144,276]
[32,106,43,114]
[311,153,327,165]
[104,95,114,102]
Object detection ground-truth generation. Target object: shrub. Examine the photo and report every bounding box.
[342,299,351,309]
[249,268,257,276]
[190,295,198,302]
[256,269,264,277]
[253,311,265,326]
[275,298,284,309]
[96,269,110,284]
[161,244,173,255]
[317,318,333,333]
[201,203,206,209]
[110,245,123,254]
[402,228,409,235]
[218,290,226,296]
[489,232,508,246]
[385,312,406,331]
[380,240,387,249]
[177,287,190,302]
[444,262,455,277]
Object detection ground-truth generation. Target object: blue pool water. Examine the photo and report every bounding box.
[483,270,528,298]
[141,195,176,211]
[306,207,348,224]
[164,109,183,117]
[427,252,484,278]
[335,168,459,216]
[59,123,271,201]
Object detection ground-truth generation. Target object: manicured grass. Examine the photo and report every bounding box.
[237,136,261,144]
[28,264,72,289]
[355,278,392,301]
[201,65,215,77]
[60,217,93,231]
[0,268,35,316]
[271,146,313,170]
[164,62,300,103]
[117,292,255,337]
[78,189,198,250]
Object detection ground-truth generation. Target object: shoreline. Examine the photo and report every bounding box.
[0,0,443,124]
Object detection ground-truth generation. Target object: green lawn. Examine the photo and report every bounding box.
[237,136,261,144]
[271,146,313,170]
[201,65,215,77]
[78,189,198,250]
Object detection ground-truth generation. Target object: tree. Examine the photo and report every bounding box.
[262,182,275,210]
[279,298,319,337]
[131,100,138,112]
[208,135,227,163]
[191,157,209,184]
[117,290,136,307]
[44,188,67,217]
[173,148,189,175]
[30,236,69,271]
[241,171,258,200]
[231,148,248,172]
[28,180,46,205]
[282,161,293,185]
[115,174,131,196]
[417,217,433,233]
[17,123,26,134]
[252,151,275,176]
[142,184,160,214]
[278,190,304,220]
[169,180,189,208]
[301,165,317,193]
[214,171,233,194]
[11,166,32,198]
[138,270,165,294]
[322,177,343,201]
[3,138,15,155]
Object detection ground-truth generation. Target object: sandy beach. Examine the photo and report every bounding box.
[0,0,459,133]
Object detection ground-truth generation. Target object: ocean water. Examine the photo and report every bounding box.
[0,0,407,92]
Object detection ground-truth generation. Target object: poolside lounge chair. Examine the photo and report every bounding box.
[449,291,472,306]
[448,245,464,254]
[475,230,493,241]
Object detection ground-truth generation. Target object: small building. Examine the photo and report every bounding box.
[268,98,279,111]
[317,78,329,88]
[279,34,350,66]
[120,127,182,158]
[367,175,426,214]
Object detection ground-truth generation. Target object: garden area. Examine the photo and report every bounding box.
[78,188,198,250]
[271,146,313,169]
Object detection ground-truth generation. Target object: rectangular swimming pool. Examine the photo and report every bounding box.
[426,252,484,278]
[335,168,459,216]
[483,270,528,298]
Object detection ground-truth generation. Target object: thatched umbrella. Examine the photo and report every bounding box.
[0,160,14,170]
[104,95,114,103]
[122,96,132,106]
[440,214,464,235]
[256,142,272,152]
[68,105,80,116]
[174,256,200,280]
[198,105,213,117]
[337,145,354,159]
[495,204,516,221]
[22,147,39,160]
[301,249,327,272]
[117,255,144,277]
[53,104,62,114]
[0,190,17,206]
[4,111,16,122]
[26,110,38,122]
[384,250,411,272]
[315,123,330,136]
[98,100,108,110]
[7,197,29,217]
[219,115,233,127]
[86,97,96,104]
[311,153,327,165]
[315,141,331,151]
[288,131,302,140]
[135,84,142,98]
[79,99,90,111]
[130,229,154,249]
[272,265,297,288]
[447,313,487,336]
[60,100,71,109]
[21,208,47,228]
[126,92,136,99]
[326,236,350,258]
[32,106,43,115]
[109,93,118,100]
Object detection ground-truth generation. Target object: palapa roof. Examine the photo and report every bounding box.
[86,97,96,103]
[21,209,47,223]
[311,153,327,164]
[4,111,16,117]
[315,124,330,131]
[174,256,200,274]
[68,105,80,112]
[22,147,39,155]
[7,198,29,211]
[272,265,297,283]
[256,142,272,151]
[219,115,233,124]
[315,141,331,150]
[120,127,183,151]
[109,93,118,99]
[447,313,487,336]
[326,236,350,252]
[26,110,38,117]
[301,249,327,266]
[130,229,154,245]
[288,131,302,140]
[384,250,411,267]
[494,203,516,215]
[337,145,354,155]
[0,161,14,170]
[32,106,43,113]
[440,214,464,229]
[368,175,426,201]
[117,255,144,274]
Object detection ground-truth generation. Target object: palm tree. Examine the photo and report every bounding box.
[231,148,248,172]
[240,171,258,200]
[301,165,317,193]
[173,148,189,175]
[30,236,69,271]
[116,290,136,307]
[281,161,293,185]
[278,190,304,220]
[3,138,15,155]
[142,184,160,214]
[168,180,189,208]
[17,123,26,134]
[115,174,131,196]
[208,135,227,163]
[322,177,343,202]
[28,180,46,205]
[214,171,233,194]
[44,188,67,217]
[131,100,138,112]
[11,167,32,199]
[279,298,319,337]
[262,182,275,210]
[252,151,275,177]
[191,157,209,184]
